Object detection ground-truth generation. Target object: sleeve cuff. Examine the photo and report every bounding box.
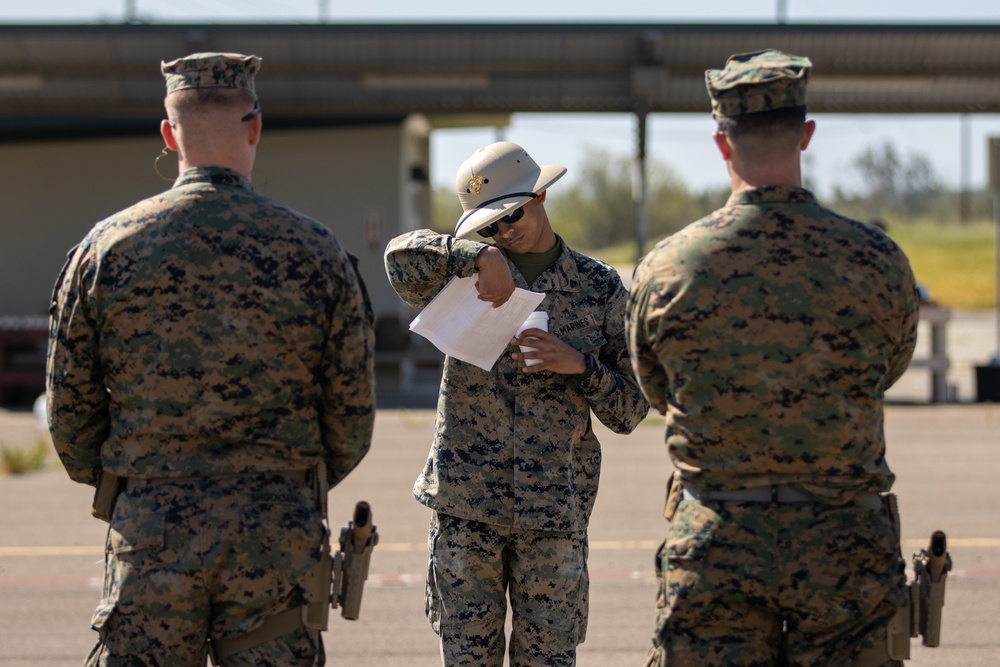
[571,353,598,383]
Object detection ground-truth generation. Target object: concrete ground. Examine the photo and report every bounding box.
[1,309,997,666]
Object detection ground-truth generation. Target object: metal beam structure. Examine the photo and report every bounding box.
[4,22,1000,258]
[3,22,1000,141]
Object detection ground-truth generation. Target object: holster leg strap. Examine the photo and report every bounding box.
[852,604,911,667]
[853,642,894,667]
[208,607,307,666]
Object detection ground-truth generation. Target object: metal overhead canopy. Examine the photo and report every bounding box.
[2,22,1000,140]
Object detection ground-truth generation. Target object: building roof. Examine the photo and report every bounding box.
[2,22,1000,140]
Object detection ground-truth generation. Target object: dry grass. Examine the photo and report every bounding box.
[591,220,997,312]
[891,220,996,311]
[0,437,53,475]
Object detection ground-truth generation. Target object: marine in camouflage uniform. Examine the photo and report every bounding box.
[46,52,375,667]
[384,142,649,667]
[626,50,920,666]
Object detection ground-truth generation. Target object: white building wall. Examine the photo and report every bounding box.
[0,123,423,322]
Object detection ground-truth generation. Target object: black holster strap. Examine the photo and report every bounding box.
[208,607,306,666]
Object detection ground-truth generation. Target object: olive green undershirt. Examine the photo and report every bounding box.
[503,235,564,287]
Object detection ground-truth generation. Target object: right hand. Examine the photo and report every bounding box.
[474,246,515,308]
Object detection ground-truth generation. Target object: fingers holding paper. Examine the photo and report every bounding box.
[512,329,589,375]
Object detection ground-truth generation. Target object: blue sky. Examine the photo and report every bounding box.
[6,1,1000,198]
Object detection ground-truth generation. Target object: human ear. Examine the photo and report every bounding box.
[712,131,732,160]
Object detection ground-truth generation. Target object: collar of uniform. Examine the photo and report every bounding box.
[173,166,253,192]
[511,234,582,294]
[725,185,817,208]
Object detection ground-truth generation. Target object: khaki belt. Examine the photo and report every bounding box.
[683,485,882,511]
[125,469,310,490]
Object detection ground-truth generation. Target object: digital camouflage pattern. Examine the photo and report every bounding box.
[427,512,588,667]
[161,52,261,96]
[705,49,811,118]
[46,166,376,488]
[384,229,649,532]
[88,474,325,667]
[48,48,371,665]
[627,184,919,665]
[385,228,647,663]
[47,164,374,665]
[643,499,906,666]
[628,186,919,504]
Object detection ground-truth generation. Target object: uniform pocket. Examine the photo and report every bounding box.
[791,505,906,632]
[239,484,318,541]
[650,503,721,652]
[425,513,443,635]
[109,499,165,556]
[95,498,168,635]
[663,501,719,562]
[90,597,116,633]
[562,327,607,356]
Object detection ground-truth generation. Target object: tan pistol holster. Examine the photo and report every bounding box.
[91,470,125,522]
[663,470,683,522]
[207,466,378,665]
[852,495,952,666]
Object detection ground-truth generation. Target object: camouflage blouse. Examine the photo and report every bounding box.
[47,167,375,488]
[385,230,649,532]
[627,186,920,504]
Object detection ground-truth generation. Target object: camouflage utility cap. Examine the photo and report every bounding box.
[161,52,261,96]
[706,49,811,118]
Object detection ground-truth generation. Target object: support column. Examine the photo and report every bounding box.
[960,114,970,222]
[633,109,649,263]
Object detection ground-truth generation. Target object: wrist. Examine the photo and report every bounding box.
[573,353,597,381]
[474,245,502,270]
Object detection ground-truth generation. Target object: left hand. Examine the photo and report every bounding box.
[511,329,588,375]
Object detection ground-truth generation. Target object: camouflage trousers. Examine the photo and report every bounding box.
[645,498,907,667]
[87,473,326,667]
[425,512,589,667]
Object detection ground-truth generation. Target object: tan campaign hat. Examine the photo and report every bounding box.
[705,49,811,119]
[161,52,261,97]
[453,141,566,240]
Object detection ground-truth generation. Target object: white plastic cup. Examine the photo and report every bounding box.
[516,311,549,367]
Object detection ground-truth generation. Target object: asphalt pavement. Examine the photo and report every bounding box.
[1,402,997,666]
[1,309,998,665]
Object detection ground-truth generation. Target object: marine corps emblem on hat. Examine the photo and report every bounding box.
[453,141,566,240]
[705,49,811,118]
[161,52,262,97]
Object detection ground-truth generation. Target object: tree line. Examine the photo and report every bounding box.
[431,141,993,254]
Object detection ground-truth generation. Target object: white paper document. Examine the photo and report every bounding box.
[409,276,546,371]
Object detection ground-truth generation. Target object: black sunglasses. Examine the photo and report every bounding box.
[241,101,261,122]
[476,201,532,238]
